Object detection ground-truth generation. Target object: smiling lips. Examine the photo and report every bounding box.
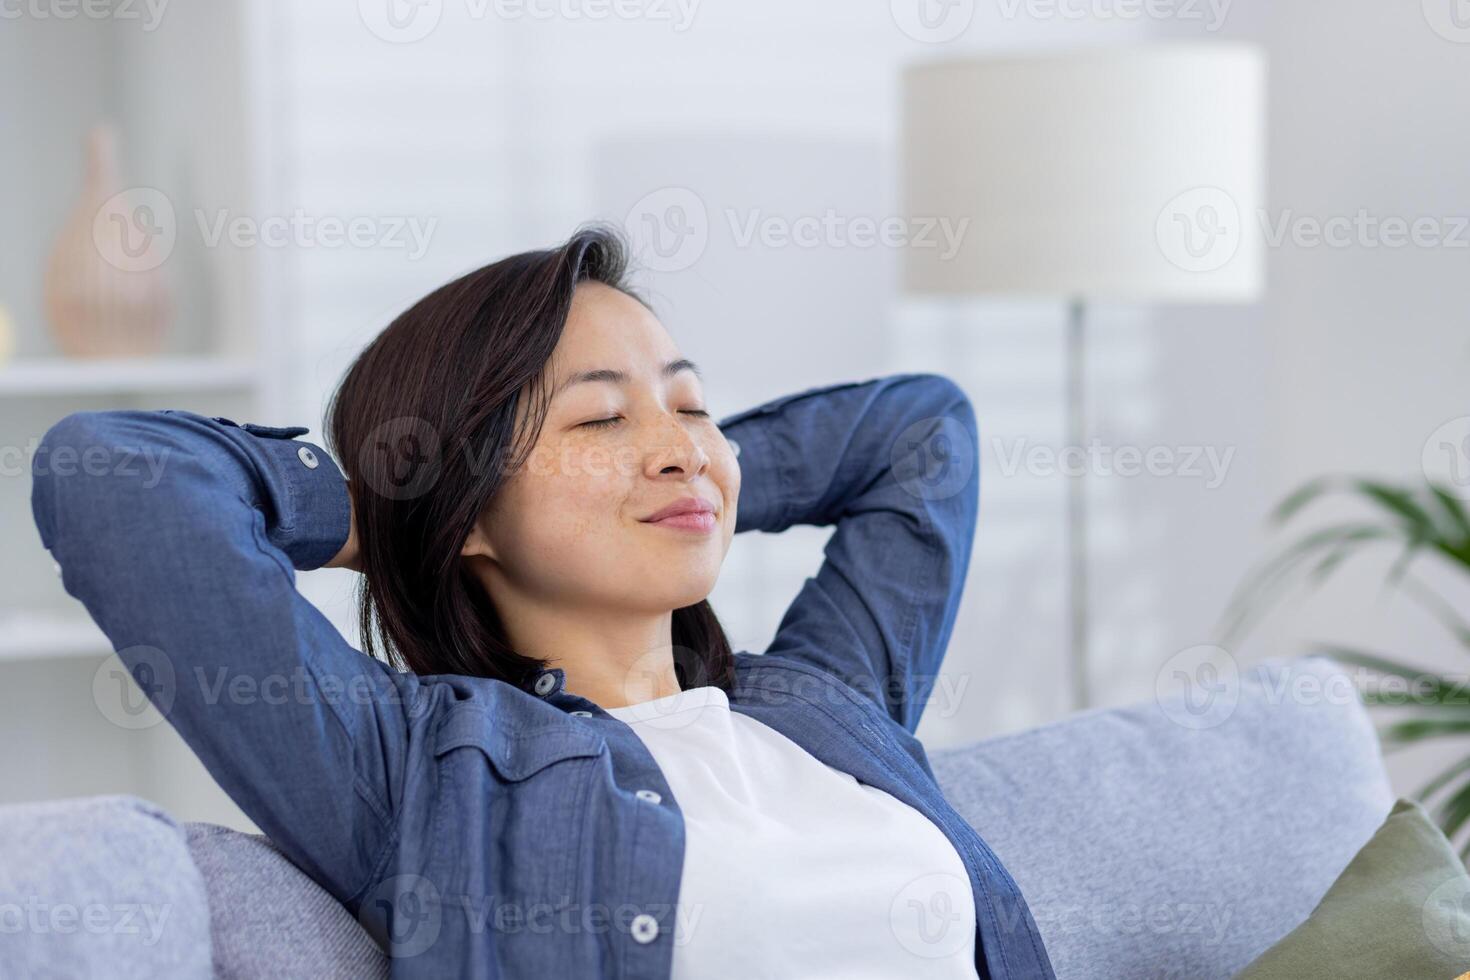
[640,496,718,534]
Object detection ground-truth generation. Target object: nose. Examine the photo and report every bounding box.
[645,414,709,478]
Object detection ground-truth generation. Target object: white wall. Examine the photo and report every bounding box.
[269,0,1470,801]
[6,0,1468,825]
[1243,0,1470,800]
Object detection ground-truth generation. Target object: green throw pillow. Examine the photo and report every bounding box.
[1233,797,1470,979]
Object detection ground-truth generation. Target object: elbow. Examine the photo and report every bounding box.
[909,372,980,492]
[905,372,980,544]
[917,373,977,440]
[31,410,140,551]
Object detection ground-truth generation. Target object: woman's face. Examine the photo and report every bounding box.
[463,281,740,614]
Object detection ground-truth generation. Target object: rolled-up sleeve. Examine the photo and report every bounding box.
[717,373,980,733]
[30,408,418,908]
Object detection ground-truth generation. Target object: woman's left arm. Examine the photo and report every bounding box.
[716,372,980,734]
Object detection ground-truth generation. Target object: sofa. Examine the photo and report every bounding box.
[0,654,1394,979]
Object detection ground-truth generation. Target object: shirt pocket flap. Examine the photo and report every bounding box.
[433,712,605,782]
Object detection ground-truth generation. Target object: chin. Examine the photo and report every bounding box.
[656,577,718,611]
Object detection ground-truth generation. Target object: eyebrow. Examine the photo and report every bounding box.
[553,358,703,397]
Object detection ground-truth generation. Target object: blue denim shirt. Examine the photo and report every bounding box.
[31,372,1055,980]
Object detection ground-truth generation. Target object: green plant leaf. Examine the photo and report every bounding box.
[1417,755,1470,805]
[1318,644,1470,709]
[1268,476,1336,526]
[1383,536,1429,592]
[1437,779,1470,844]
[1382,717,1470,748]
[1427,483,1470,548]
[1217,524,1394,643]
[1352,480,1439,537]
[1401,575,1470,650]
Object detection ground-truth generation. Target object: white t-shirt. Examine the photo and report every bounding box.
[604,685,979,979]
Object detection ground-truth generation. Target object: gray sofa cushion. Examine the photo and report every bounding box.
[0,794,211,979]
[183,822,388,979]
[930,654,1395,980]
[12,653,1382,979]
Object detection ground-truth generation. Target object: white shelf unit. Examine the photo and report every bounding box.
[0,611,112,663]
[0,0,292,831]
[1,0,285,668]
[0,355,260,397]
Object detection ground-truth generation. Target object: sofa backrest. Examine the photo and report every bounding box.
[0,794,212,979]
[9,653,1390,979]
[182,822,388,979]
[928,653,1395,980]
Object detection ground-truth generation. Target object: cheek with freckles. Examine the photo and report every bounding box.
[511,438,634,570]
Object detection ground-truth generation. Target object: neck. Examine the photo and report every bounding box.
[496,595,682,709]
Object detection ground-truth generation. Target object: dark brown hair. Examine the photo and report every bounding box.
[324,223,735,694]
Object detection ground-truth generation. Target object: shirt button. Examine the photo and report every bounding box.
[630,913,659,944]
[297,446,319,469]
[635,789,662,805]
[727,437,741,458]
[52,559,62,577]
[570,710,593,718]
[533,672,557,696]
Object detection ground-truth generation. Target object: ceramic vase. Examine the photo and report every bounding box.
[43,123,173,358]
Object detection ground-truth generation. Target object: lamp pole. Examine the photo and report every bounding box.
[1066,297,1090,712]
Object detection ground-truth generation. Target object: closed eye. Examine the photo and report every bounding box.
[580,409,709,430]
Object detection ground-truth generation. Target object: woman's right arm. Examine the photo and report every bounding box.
[31,408,419,910]
[323,478,362,571]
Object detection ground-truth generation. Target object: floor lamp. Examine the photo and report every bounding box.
[901,43,1267,711]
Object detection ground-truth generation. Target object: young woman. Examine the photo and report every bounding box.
[31,226,1055,979]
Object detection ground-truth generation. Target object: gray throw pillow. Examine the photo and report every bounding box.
[184,822,388,980]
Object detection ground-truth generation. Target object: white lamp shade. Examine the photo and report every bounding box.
[902,43,1267,303]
